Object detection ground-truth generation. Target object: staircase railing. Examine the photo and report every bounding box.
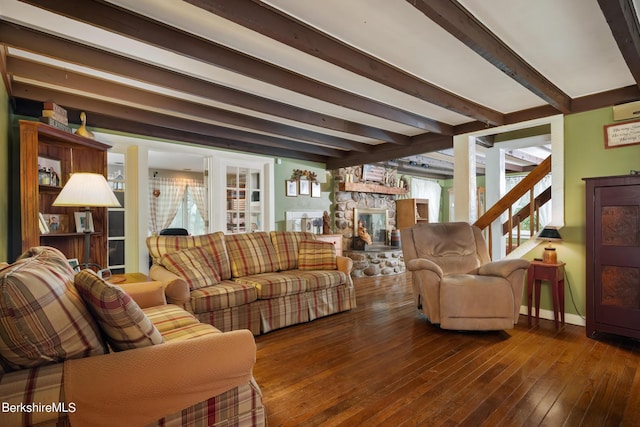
[473,155,552,254]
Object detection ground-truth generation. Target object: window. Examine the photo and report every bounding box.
[168,184,206,235]
[149,178,206,235]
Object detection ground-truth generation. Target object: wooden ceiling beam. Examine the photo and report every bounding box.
[11,84,341,159]
[0,21,410,146]
[326,134,453,169]
[8,57,370,152]
[184,0,501,126]
[598,0,640,88]
[20,0,447,134]
[15,98,325,162]
[81,113,328,163]
[408,0,572,113]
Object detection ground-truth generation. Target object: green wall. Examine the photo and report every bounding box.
[540,107,640,319]
[0,84,9,262]
[273,158,333,231]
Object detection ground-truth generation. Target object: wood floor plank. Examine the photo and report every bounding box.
[253,272,640,426]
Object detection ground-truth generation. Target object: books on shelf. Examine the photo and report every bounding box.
[43,102,68,118]
[40,102,71,132]
[41,109,69,125]
[39,116,72,133]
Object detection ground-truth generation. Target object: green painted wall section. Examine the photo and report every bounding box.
[273,158,333,231]
[0,84,9,262]
[525,107,640,319]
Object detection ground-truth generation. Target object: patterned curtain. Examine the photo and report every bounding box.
[187,179,207,222]
[149,177,187,234]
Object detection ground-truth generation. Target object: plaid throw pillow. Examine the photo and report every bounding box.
[75,270,163,351]
[0,247,105,370]
[160,247,221,290]
[225,232,279,277]
[270,231,316,271]
[298,240,337,270]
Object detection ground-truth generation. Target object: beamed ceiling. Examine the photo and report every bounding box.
[2,0,640,177]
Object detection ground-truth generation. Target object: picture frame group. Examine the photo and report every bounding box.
[285,179,321,198]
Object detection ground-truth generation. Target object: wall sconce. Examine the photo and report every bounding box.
[537,226,562,264]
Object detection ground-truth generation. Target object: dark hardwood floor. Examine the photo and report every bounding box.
[254,272,640,427]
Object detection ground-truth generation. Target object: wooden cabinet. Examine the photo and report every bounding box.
[584,174,640,340]
[12,120,111,265]
[396,198,428,229]
[315,234,343,257]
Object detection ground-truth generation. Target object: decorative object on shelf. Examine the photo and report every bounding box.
[74,111,95,139]
[37,156,62,186]
[53,173,121,270]
[299,178,310,195]
[74,211,94,233]
[311,181,321,198]
[390,229,401,247]
[537,226,562,264]
[362,164,385,183]
[323,211,331,234]
[285,179,297,197]
[68,258,79,271]
[43,213,69,233]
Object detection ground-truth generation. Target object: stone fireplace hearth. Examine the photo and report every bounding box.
[331,166,406,276]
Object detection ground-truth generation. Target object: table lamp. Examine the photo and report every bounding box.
[537,226,562,264]
[53,172,121,270]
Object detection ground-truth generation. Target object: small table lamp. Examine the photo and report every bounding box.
[53,172,121,270]
[537,226,562,264]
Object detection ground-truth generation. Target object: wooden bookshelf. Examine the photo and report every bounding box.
[396,198,429,229]
[12,120,112,264]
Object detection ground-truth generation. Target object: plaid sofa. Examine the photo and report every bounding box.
[0,246,266,426]
[147,231,357,334]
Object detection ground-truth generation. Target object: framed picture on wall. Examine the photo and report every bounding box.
[285,180,297,197]
[299,179,310,196]
[311,181,321,198]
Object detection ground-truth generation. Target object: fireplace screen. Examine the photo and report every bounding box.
[354,208,389,246]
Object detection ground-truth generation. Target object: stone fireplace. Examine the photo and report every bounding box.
[331,166,405,276]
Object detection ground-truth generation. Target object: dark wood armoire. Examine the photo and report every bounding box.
[584,174,640,340]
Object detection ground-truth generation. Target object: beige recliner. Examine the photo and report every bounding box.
[401,222,530,331]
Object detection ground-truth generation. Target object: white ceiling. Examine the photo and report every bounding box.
[2,0,639,177]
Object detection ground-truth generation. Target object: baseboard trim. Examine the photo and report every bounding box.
[519,305,586,327]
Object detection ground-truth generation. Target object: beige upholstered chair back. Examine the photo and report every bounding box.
[401,222,491,275]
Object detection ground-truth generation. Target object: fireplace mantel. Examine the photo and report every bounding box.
[338,182,407,195]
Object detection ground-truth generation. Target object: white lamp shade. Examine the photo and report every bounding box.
[53,173,121,207]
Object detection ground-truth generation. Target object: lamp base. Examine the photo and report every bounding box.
[543,247,557,264]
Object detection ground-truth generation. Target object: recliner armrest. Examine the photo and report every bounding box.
[406,258,444,279]
[477,259,530,278]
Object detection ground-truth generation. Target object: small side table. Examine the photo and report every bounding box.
[527,260,566,328]
[108,272,152,285]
